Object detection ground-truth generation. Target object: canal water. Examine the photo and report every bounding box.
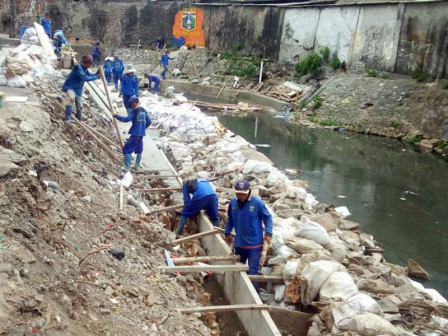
[215,111,448,299]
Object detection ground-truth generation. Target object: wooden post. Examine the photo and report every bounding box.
[160,264,249,273]
[82,122,120,150]
[98,66,124,148]
[137,187,183,192]
[175,304,269,314]
[173,228,220,244]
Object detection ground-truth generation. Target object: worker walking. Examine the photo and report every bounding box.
[103,56,113,84]
[113,95,151,171]
[175,178,220,236]
[112,55,124,91]
[41,13,51,38]
[92,42,101,67]
[119,64,139,114]
[61,54,100,122]
[143,73,160,94]
[225,180,273,288]
[160,49,173,80]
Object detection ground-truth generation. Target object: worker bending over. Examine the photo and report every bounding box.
[175,178,220,236]
[144,73,160,94]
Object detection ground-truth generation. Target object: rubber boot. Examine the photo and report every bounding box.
[65,105,73,122]
[132,153,142,171]
[75,109,82,121]
[175,216,187,237]
[212,219,220,227]
[121,154,132,171]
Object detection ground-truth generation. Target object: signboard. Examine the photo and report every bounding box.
[173,8,205,47]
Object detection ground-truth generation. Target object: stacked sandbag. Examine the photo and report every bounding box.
[141,95,448,336]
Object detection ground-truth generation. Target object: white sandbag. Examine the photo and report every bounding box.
[0,67,6,75]
[299,260,342,306]
[242,159,272,174]
[274,284,286,302]
[295,216,330,246]
[337,312,399,336]
[320,272,358,302]
[326,234,347,262]
[7,76,27,88]
[335,206,351,218]
[409,279,448,304]
[268,244,297,265]
[267,168,286,187]
[284,236,325,254]
[346,293,382,315]
[0,74,7,86]
[42,63,54,75]
[282,259,300,281]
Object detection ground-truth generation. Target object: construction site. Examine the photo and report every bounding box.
[1,0,448,336]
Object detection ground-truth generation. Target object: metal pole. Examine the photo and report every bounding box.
[259,60,264,84]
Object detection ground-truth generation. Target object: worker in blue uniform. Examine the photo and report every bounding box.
[41,13,51,38]
[143,73,161,94]
[103,57,113,84]
[92,42,101,67]
[112,55,124,91]
[225,180,273,287]
[53,30,67,54]
[61,54,100,122]
[175,178,221,236]
[159,49,173,80]
[113,95,151,171]
[119,64,139,114]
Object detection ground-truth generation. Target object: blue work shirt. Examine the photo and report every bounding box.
[115,106,151,137]
[62,63,99,96]
[225,196,273,248]
[113,60,124,74]
[54,30,67,44]
[103,60,113,74]
[120,73,139,95]
[92,45,100,56]
[160,54,173,67]
[41,18,51,35]
[183,178,216,204]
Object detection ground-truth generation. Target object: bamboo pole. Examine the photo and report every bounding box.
[146,204,184,215]
[176,304,269,314]
[172,255,240,264]
[216,83,226,99]
[247,275,284,283]
[137,187,183,192]
[98,66,124,148]
[82,122,120,150]
[173,228,220,244]
[160,264,249,273]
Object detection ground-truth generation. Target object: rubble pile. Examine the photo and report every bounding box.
[0,75,213,335]
[140,95,448,336]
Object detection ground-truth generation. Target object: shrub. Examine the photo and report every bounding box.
[330,55,341,69]
[442,79,448,90]
[319,46,330,62]
[320,118,342,126]
[295,52,322,76]
[299,99,308,109]
[239,64,257,78]
[408,135,422,146]
[381,72,390,79]
[390,121,399,129]
[364,64,377,77]
[312,94,323,110]
[413,62,426,82]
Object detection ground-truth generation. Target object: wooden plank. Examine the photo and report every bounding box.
[248,275,284,283]
[98,66,124,148]
[134,174,181,178]
[160,264,249,273]
[173,228,220,244]
[4,96,28,102]
[146,204,183,215]
[172,255,240,264]
[268,307,312,336]
[176,304,269,314]
[137,187,183,192]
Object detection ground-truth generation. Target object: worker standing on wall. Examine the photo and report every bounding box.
[119,64,139,114]
[41,13,51,38]
[160,49,173,80]
[112,55,124,91]
[225,180,273,288]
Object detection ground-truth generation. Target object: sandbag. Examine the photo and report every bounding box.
[347,293,382,315]
[326,234,348,262]
[274,284,286,302]
[7,76,27,88]
[0,74,6,86]
[284,236,325,254]
[337,312,399,336]
[295,216,330,246]
[319,272,358,302]
[242,159,272,174]
[282,259,300,281]
[299,260,342,306]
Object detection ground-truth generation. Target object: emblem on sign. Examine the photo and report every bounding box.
[182,11,196,31]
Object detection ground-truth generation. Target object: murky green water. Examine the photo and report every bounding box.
[217,112,448,298]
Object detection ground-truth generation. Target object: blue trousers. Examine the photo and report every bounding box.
[181,194,219,220]
[123,136,143,154]
[122,94,133,114]
[105,71,112,84]
[113,71,122,89]
[149,77,160,93]
[235,246,262,289]
[93,53,100,67]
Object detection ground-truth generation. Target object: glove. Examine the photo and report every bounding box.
[264,235,272,244]
[225,234,232,245]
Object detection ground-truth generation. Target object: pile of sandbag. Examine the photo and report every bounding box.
[141,95,448,336]
[0,44,55,88]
